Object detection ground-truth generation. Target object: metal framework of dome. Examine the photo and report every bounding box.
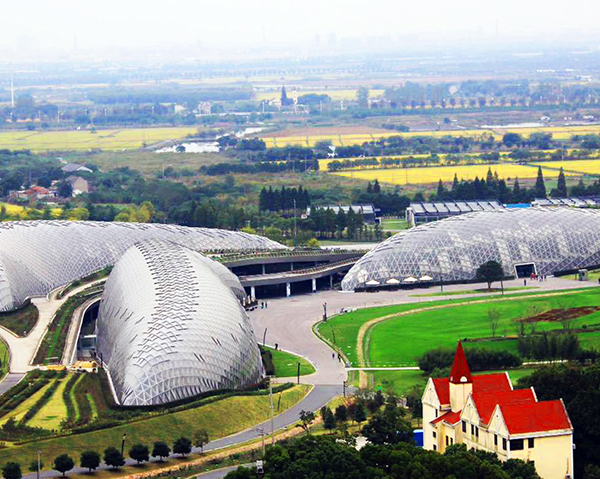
[342,207,600,290]
[96,240,263,406]
[0,220,285,312]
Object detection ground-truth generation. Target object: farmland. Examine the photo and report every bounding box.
[255,89,385,102]
[0,127,198,152]
[261,124,600,148]
[331,163,574,186]
[532,159,600,175]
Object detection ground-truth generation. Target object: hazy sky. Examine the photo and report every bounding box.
[3,0,600,53]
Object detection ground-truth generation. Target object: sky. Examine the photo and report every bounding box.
[2,0,600,54]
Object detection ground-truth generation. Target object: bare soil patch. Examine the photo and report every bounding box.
[521,307,600,323]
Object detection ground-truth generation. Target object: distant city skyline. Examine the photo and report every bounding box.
[2,0,600,60]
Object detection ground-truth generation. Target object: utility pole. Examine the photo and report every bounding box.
[293,199,297,243]
[269,377,275,445]
[37,450,41,479]
[121,433,127,457]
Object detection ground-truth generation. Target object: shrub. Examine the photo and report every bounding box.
[418,347,522,374]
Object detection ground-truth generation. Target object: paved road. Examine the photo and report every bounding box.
[195,464,252,479]
[0,373,25,396]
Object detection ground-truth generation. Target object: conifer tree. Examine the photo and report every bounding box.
[437,179,444,197]
[556,167,567,197]
[534,166,547,198]
[452,173,459,191]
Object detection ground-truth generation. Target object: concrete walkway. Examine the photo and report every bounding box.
[0,280,105,373]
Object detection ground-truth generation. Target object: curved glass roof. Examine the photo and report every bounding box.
[96,240,263,406]
[342,207,600,290]
[0,220,285,312]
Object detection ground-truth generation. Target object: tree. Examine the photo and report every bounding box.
[534,166,546,198]
[53,454,74,477]
[194,429,210,453]
[103,446,125,469]
[57,181,73,198]
[2,463,21,479]
[475,260,504,290]
[129,443,149,464]
[357,87,369,108]
[436,179,444,197]
[152,441,171,461]
[79,451,100,472]
[323,408,337,431]
[452,173,459,191]
[373,179,381,193]
[554,167,568,197]
[173,436,192,457]
[361,405,413,445]
[352,403,367,425]
[299,409,315,434]
[488,307,501,338]
[27,459,44,475]
[334,405,348,423]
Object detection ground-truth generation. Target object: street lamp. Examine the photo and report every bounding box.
[121,433,127,457]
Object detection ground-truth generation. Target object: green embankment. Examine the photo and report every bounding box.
[264,346,316,377]
[0,303,39,337]
[0,384,310,467]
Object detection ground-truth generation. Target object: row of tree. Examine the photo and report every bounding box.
[258,186,311,212]
[1,433,209,479]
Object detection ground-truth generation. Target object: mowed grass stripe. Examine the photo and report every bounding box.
[29,377,69,430]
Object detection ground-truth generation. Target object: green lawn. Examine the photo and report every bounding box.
[0,384,310,467]
[381,218,410,231]
[264,347,316,377]
[368,289,600,366]
[411,286,537,297]
[29,377,69,430]
[0,303,39,336]
[316,287,600,367]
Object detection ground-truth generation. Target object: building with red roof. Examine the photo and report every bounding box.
[422,342,574,479]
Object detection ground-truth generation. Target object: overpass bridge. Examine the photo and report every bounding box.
[213,249,367,298]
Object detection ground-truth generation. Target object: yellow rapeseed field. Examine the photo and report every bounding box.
[0,127,197,153]
[532,160,600,175]
[263,125,600,148]
[332,164,576,186]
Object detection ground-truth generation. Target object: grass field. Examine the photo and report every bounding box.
[262,124,600,148]
[0,128,198,152]
[381,218,410,231]
[29,377,69,430]
[331,163,574,186]
[367,289,600,367]
[0,303,39,336]
[316,287,599,367]
[412,286,537,297]
[265,347,316,377]
[0,384,310,467]
[0,381,54,425]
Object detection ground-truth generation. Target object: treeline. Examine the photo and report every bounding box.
[259,186,310,213]
[517,332,599,361]
[200,160,318,176]
[418,347,522,375]
[226,435,541,479]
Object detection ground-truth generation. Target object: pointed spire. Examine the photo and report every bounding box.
[449,341,473,384]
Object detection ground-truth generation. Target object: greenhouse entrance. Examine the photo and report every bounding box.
[515,262,536,278]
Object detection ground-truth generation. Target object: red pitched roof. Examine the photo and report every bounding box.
[472,388,535,425]
[431,410,462,426]
[472,373,512,394]
[450,342,473,384]
[432,377,450,404]
[500,400,572,435]
[432,373,511,406]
